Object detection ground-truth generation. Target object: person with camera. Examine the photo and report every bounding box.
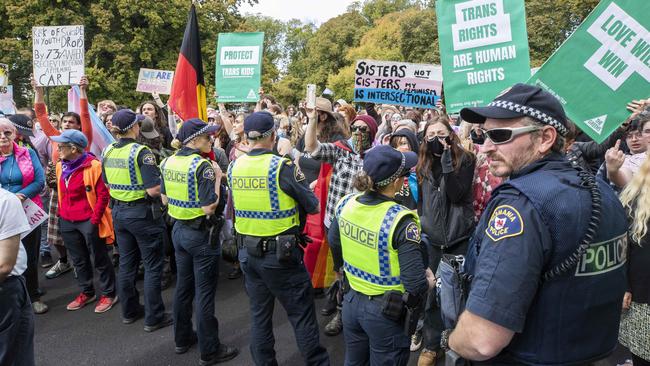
[160,119,238,365]
[328,144,435,366]
[228,111,329,366]
[439,84,628,364]
[101,109,171,332]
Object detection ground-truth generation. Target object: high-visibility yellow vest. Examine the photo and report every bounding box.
[161,153,207,220]
[228,153,299,237]
[337,193,420,295]
[102,142,147,202]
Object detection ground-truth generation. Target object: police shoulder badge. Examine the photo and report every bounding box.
[405,222,421,243]
[294,165,306,182]
[485,205,523,242]
[142,153,156,165]
[202,166,216,181]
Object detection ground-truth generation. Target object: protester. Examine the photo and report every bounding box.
[606,113,650,188]
[52,130,117,313]
[415,116,476,365]
[97,100,117,119]
[619,156,650,366]
[0,188,35,366]
[389,129,420,210]
[0,118,48,315]
[138,101,173,149]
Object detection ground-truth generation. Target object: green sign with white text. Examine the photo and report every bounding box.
[528,0,650,143]
[436,0,531,114]
[215,32,264,103]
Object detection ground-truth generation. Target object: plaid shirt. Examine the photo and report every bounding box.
[310,142,363,228]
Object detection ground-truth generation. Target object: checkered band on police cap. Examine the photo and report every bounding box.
[487,100,568,136]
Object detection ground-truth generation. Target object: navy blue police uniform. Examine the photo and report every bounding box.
[328,145,429,366]
[231,112,330,366]
[101,109,168,328]
[456,84,628,365]
[161,119,238,365]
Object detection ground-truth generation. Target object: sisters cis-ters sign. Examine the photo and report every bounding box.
[354,60,439,108]
[436,0,531,113]
[529,0,650,143]
[215,32,264,103]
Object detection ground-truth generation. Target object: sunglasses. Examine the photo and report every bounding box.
[479,126,541,145]
[350,125,368,133]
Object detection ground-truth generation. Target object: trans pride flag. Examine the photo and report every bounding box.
[67,85,114,158]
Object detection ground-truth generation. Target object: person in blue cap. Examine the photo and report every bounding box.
[228,111,330,366]
[160,118,238,365]
[101,109,172,332]
[328,144,435,366]
[438,83,628,365]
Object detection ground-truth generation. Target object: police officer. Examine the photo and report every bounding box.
[438,84,628,364]
[328,144,435,366]
[228,112,330,366]
[102,109,171,331]
[161,119,238,365]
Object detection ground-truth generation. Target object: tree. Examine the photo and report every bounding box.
[0,0,254,112]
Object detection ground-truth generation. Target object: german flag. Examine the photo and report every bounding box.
[169,4,207,122]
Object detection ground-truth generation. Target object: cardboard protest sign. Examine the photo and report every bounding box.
[215,32,264,103]
[0,64,8,87]
[0,86,16,115]
[353,60,440,108]
[528,0,650,143]
[22,198,47,233]
[32,25,85,86]
[436,0,531,113]
[136,68,174,95]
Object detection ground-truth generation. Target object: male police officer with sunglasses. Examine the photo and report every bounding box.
[438,83,628,365]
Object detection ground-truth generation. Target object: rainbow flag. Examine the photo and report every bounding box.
[67,86,115,158]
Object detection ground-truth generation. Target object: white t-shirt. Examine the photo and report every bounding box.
[0,188,30,276]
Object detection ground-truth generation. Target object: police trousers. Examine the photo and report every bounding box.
[171,221,222,359]
[112,203,165,326]
[239,246,330,366]
[0,276,35,366]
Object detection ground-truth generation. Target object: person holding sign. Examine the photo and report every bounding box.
[0,118,48,315]
[437,84,627,364]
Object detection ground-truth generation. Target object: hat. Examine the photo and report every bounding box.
[51,129,88,149]
[139,117,160,139]
[177,118,219,145]
[351,115,378,141]
[391,128,420,152]
[111,109,145,133]
[363,145,418,187]
[335,99,348,106]
[315,97,335,119]
[244,112,275,140]
[207,110,219,120]
[460,83,568,136]
[8,114,34,137]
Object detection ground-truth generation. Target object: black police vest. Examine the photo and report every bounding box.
[476,159,627,365]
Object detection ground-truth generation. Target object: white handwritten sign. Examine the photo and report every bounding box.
[136,68,175,95]
[32,25,85,86]
[0,85,15,115]
[22,198,47,233]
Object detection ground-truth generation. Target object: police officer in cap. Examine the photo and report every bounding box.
[328,144,435,366]
[161,119,238,365]
[101,109,172,331]
[228,111,330,366]
[438,84,628,364]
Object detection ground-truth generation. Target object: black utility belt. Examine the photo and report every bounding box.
[240,234,298,264]
[112,198,148,207]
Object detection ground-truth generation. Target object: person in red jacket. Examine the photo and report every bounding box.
[52,129,117,313]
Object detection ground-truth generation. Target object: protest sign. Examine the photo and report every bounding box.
[136,68,174,94]
[0,64,8,87]
[353,60,440,108]
[22,198,47,233]
[529,0,650,143]
[0,85,16,115]
[215,32,264,103]
[437,0,531,113]
[32,25,85,86]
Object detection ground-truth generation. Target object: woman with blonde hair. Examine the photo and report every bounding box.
[619,155,650,366]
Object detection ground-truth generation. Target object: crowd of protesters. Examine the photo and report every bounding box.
[1,74,650,366]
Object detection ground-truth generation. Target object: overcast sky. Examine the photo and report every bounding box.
[239,0,356,24]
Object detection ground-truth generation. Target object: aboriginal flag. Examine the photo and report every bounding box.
[169,4,207,122]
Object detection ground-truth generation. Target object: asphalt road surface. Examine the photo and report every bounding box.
[34,258,627,366]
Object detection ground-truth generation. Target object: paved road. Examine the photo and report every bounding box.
[34,258,627,366]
